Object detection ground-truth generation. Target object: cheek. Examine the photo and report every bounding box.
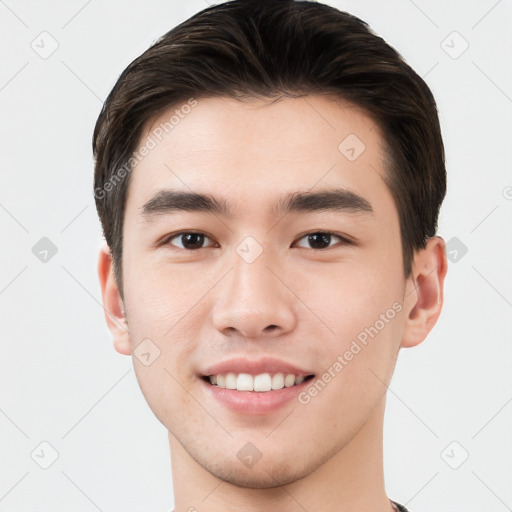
[122,258,216,380]
[298,270,405,426]
[123,254,198,333]
[131,358,201,433]
[123,264,202,422]
[308,256,405,396]
[312,259,403,335]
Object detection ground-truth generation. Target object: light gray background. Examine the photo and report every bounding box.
[1,0,511,510]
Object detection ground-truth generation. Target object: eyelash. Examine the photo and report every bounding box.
[160,230,352,251]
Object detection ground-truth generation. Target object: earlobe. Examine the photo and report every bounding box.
[401,236,448,348]
[97,242,131,355]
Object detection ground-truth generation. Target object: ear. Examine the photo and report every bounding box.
[401,236,448,348]
[97,242,131,355]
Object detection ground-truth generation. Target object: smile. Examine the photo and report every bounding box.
[206,372,315,392]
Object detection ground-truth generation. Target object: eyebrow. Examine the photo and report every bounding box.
[140,187,373,220]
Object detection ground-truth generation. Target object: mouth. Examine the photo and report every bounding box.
[202,372,315,392]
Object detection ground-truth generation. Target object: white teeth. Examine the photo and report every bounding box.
[284,374,296,387]
[236,373,253,391]
[295,375,305,385]
[271,373,284,390]
[225,372,237,389]
[208,372,309,392]
[253,373,272,392]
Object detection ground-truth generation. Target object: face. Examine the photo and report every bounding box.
[113,95,416,487]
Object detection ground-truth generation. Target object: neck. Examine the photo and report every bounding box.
[169,397,393,512]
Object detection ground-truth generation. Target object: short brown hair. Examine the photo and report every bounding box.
[93,0,446,296]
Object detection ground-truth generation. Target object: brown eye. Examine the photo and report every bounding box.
[166,232,214,250]
[294,231,347,250]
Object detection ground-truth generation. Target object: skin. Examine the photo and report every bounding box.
[98,95,447,512]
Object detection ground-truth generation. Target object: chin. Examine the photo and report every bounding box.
[209,461,310,489]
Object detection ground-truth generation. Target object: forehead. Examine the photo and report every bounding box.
[126,95,394,222]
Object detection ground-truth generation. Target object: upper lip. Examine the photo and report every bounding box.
[201,357,314,377]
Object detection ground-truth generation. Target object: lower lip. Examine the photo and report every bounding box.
[200,377,313,415]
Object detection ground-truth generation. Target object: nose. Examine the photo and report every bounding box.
[211,247,297,339]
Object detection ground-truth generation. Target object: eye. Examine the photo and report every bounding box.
[294,231,349,250]
[161,230,350,251]
[163,231,216,250]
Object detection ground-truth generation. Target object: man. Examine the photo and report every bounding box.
[94,1,448,510]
